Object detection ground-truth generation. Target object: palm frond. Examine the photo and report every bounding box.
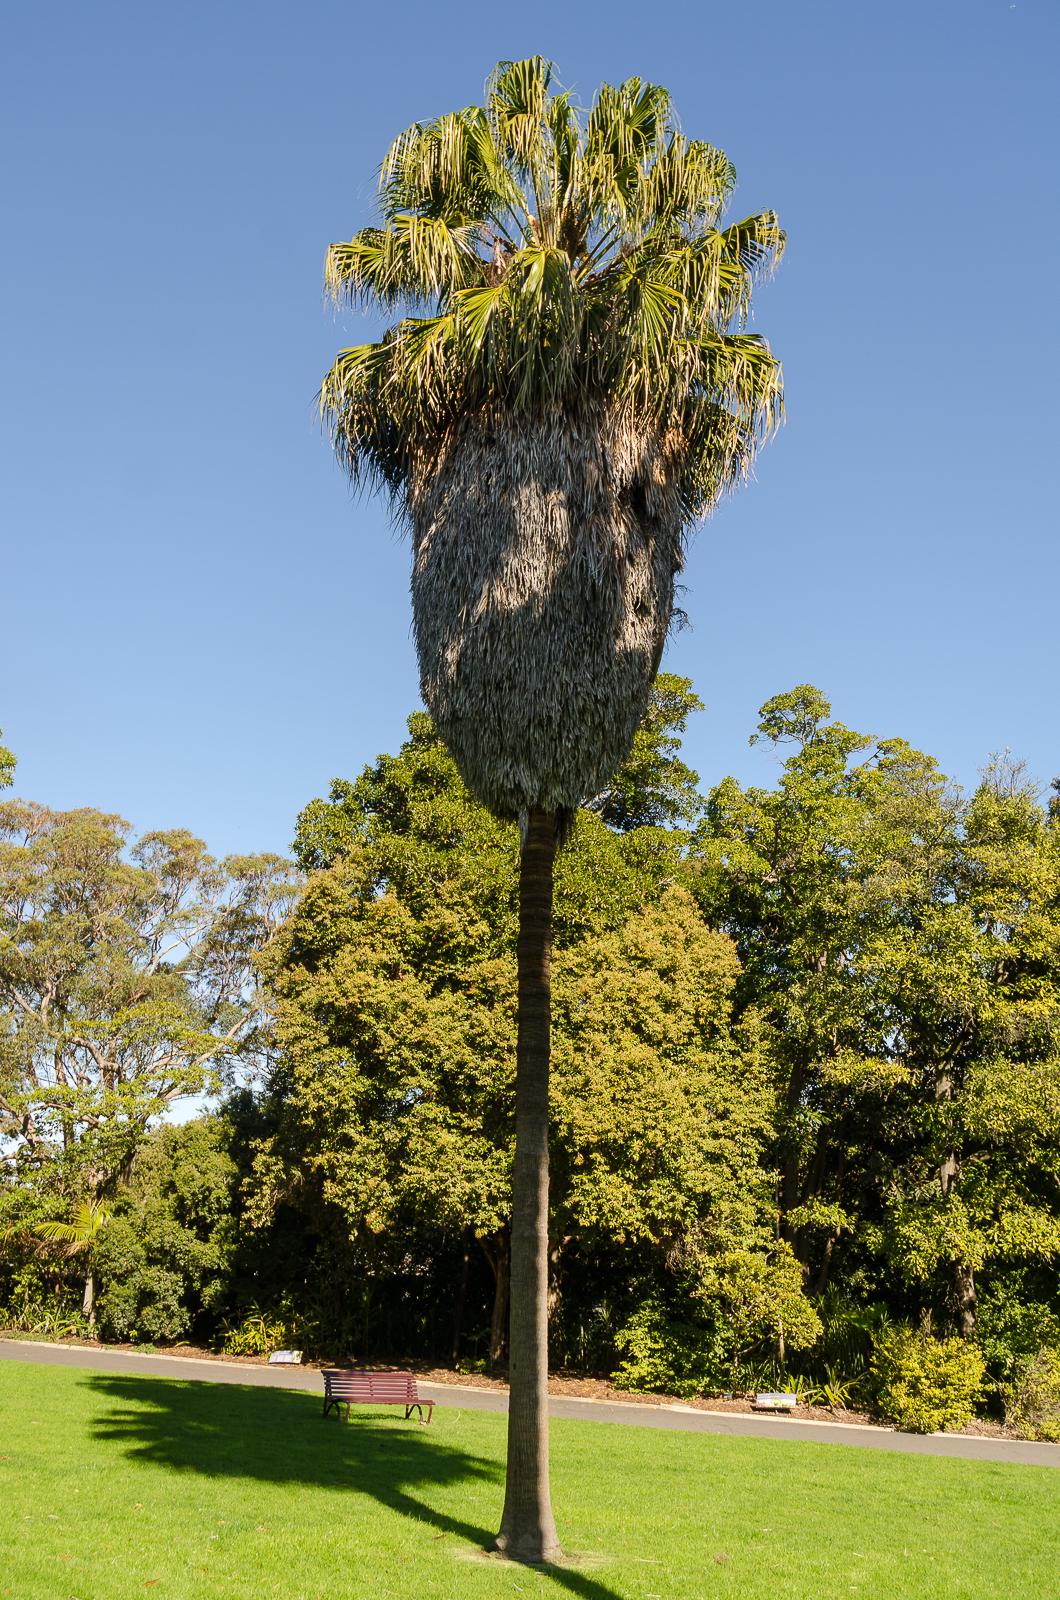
[35,1199,113,1256]
[487,56,554,176]
[325,217,485,309]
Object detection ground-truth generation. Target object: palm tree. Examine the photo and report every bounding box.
[321,57,784,1562]
[34,1198,113,1330]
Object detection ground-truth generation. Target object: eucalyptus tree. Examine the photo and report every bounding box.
[0,802,298,1213]
[321,58,783,1561]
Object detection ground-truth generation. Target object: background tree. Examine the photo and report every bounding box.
[866,759,1060,1346]
[586,676,705,832]
[256,703,809,1379]
[0,730,14,791]
[92,1119,240,1346]
[0,802,298,1245]
[321,57,783,1560]
[549,887,818,1383]
[692,689,1060,1365]
[691,686,956,1296]
[259,690,692,1352]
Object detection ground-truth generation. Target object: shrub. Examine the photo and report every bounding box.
[96,1257,190,1345]
[613,1241,823,1400]
[612,1299,747,1397]
[92,1120,238,1348]
[779,1374,824,1405]
[1004,1347,1060,1442]
[612,1301,713,1397]
[871,1327,985,1433]
[976,1274,1060,1384]
[813,1289,892,1380]
[1,1299,92,1342]
[216,1299,311,1358]
[819,1366,860,1411]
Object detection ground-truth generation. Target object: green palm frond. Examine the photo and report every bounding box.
[35,1198,113,1257]
[325,217,485,308]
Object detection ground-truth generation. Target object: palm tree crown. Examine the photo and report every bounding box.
[322,57,784,826]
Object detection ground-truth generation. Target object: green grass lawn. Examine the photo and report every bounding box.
[1,1361,1057,1600]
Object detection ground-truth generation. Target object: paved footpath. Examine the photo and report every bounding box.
[4,1338,1059,1469]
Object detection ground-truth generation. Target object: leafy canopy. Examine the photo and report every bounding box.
[258,706,805,1373]
[694,688,1060,1345]
[322,57,784,511]
[0,801,299,1202]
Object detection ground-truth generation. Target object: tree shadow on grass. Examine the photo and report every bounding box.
[87,1376,625,1600]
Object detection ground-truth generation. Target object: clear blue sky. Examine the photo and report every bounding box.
[3,0,1057,858]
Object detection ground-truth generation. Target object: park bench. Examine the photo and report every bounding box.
[321,1368,434,1425]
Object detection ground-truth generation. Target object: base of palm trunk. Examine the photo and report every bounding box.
[494,1528,563,1565]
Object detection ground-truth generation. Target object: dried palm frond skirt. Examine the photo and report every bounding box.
[409,409,685,832]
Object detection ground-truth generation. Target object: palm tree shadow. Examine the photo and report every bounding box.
[88,1375,625,1600]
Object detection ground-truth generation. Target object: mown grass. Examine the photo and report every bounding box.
[1,1360,1057,1600]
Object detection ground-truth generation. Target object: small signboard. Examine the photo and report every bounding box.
[268,1350,303,1365]
[753,1391,797,1411]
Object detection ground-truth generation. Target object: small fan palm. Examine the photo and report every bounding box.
[35,1198,113,1328]
[322,58,784,1561]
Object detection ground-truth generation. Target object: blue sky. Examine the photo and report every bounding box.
[3,0,1057,858]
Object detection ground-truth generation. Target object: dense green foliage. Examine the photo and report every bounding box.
[3,679,1059,1433]
[0,805,296,1329]
[252,678,803,1376]
[1004,1346,1060,1443]
[4,1362,1059,1600]
[870,1327,986,1434]
[93,1120,239,1345]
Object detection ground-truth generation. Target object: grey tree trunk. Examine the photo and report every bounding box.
[486,1230,510,1370]
[451,1233,471,1367]
[82,1267,96,1331]
[953,1261,978,1340]
[496,808,562,1564]
[937,1069,977,1339]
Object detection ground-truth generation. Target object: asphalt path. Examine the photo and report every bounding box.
[4,1338,1059,1468]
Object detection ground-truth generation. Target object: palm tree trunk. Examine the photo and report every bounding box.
[496,808,562,1564]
